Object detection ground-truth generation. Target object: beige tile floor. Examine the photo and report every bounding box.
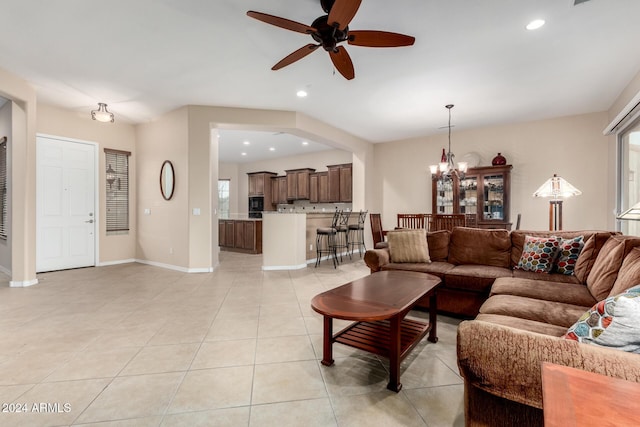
[0,252,464,427]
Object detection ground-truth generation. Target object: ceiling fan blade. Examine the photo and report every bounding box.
[272,44,321,70]
[328,0,362,31]
[247,11,316,34]
[348,30,415,47]
[329,46,355,80]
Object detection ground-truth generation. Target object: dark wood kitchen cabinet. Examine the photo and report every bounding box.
[271,176,288,205]
[327,163,352,202]
[310,171,330,203]
[247,171,276,211]
[219,219,262,254]
[286,168,315,201]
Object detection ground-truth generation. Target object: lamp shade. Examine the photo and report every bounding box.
[532,174,582,199]
[617,202,640,221]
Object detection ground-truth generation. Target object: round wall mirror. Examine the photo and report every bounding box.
[160,160,175,200]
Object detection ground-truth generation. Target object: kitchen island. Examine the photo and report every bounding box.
[218,218,262,254]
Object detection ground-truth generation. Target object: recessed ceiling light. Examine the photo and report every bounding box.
[269,147,276,151]
[302,141,309,146]
[297,90,308,98]
[241,152,247,156]
[526,19,545,30]
[243,141,250,145]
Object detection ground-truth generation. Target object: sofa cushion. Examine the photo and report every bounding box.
[445,265,512,292]
[381,261,454,278]
[515,235,561,273]
[479,294,590,328]
[574,232,619,283]
[554,235,585,275]
[563,285,640,353]
[512,269,581,284]
[511,230,597,268]
[427,230,450,262]
[490,277,597,307]
[386,229,430,263]
[609,247,640,297]
[448,227,511,268]
[475,313,569,337]
[586,235,640,301]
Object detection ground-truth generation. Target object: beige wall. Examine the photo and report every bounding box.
[36,103,137,264]
[0,66,37,286]
[373,112,611,232]
[135,107,190,270]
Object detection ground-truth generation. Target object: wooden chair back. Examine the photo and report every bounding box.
[397,213,425,229]
[370,213,385,247]
[424,213,435,231]
[433,214,466,232]
[465,213,477,228]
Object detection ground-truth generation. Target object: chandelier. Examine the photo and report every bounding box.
[430,104,468,181]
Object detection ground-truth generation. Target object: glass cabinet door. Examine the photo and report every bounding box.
[459,175,478,217]
[483,174,505,221]
[436,178,454,214]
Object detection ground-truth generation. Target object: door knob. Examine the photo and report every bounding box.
[85,219,94,223]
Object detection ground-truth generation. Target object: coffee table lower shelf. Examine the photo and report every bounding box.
[334,318,432,360]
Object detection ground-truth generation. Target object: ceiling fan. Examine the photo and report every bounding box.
[247,0,415,80]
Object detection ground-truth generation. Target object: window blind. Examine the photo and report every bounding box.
[0,137,6,239]
[105,149,130,233]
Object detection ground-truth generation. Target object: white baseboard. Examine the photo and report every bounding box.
[135,259,214,273]
[262,263,307,271]
[10,278,39,288]
[98,259,137,267]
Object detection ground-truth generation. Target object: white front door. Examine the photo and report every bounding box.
[36,136,96,272]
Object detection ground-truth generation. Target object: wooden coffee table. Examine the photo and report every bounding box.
[311,270,441,392]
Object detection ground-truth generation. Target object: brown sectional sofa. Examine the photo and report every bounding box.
[364,227,616,318]
[364,227,640,426]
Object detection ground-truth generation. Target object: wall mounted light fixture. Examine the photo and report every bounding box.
[106,164,116,189]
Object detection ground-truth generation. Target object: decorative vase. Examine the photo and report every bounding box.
[492,153,507,166]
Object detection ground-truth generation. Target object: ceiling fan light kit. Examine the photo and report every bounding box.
[247,0,415,80]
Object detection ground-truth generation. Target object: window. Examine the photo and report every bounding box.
[105,149,130,234]
[218,179,230,219]
[0,136,6,239]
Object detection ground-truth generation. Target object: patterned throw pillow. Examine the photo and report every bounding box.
[515,235,561,273]
[554,235,585,275]
[563,285,640,353]
[386,229,430,263]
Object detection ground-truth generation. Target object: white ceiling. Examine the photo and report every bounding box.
[218,129,332,164]
[2,0,640,157]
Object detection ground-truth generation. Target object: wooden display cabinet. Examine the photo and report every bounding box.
[431,165,512,229]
